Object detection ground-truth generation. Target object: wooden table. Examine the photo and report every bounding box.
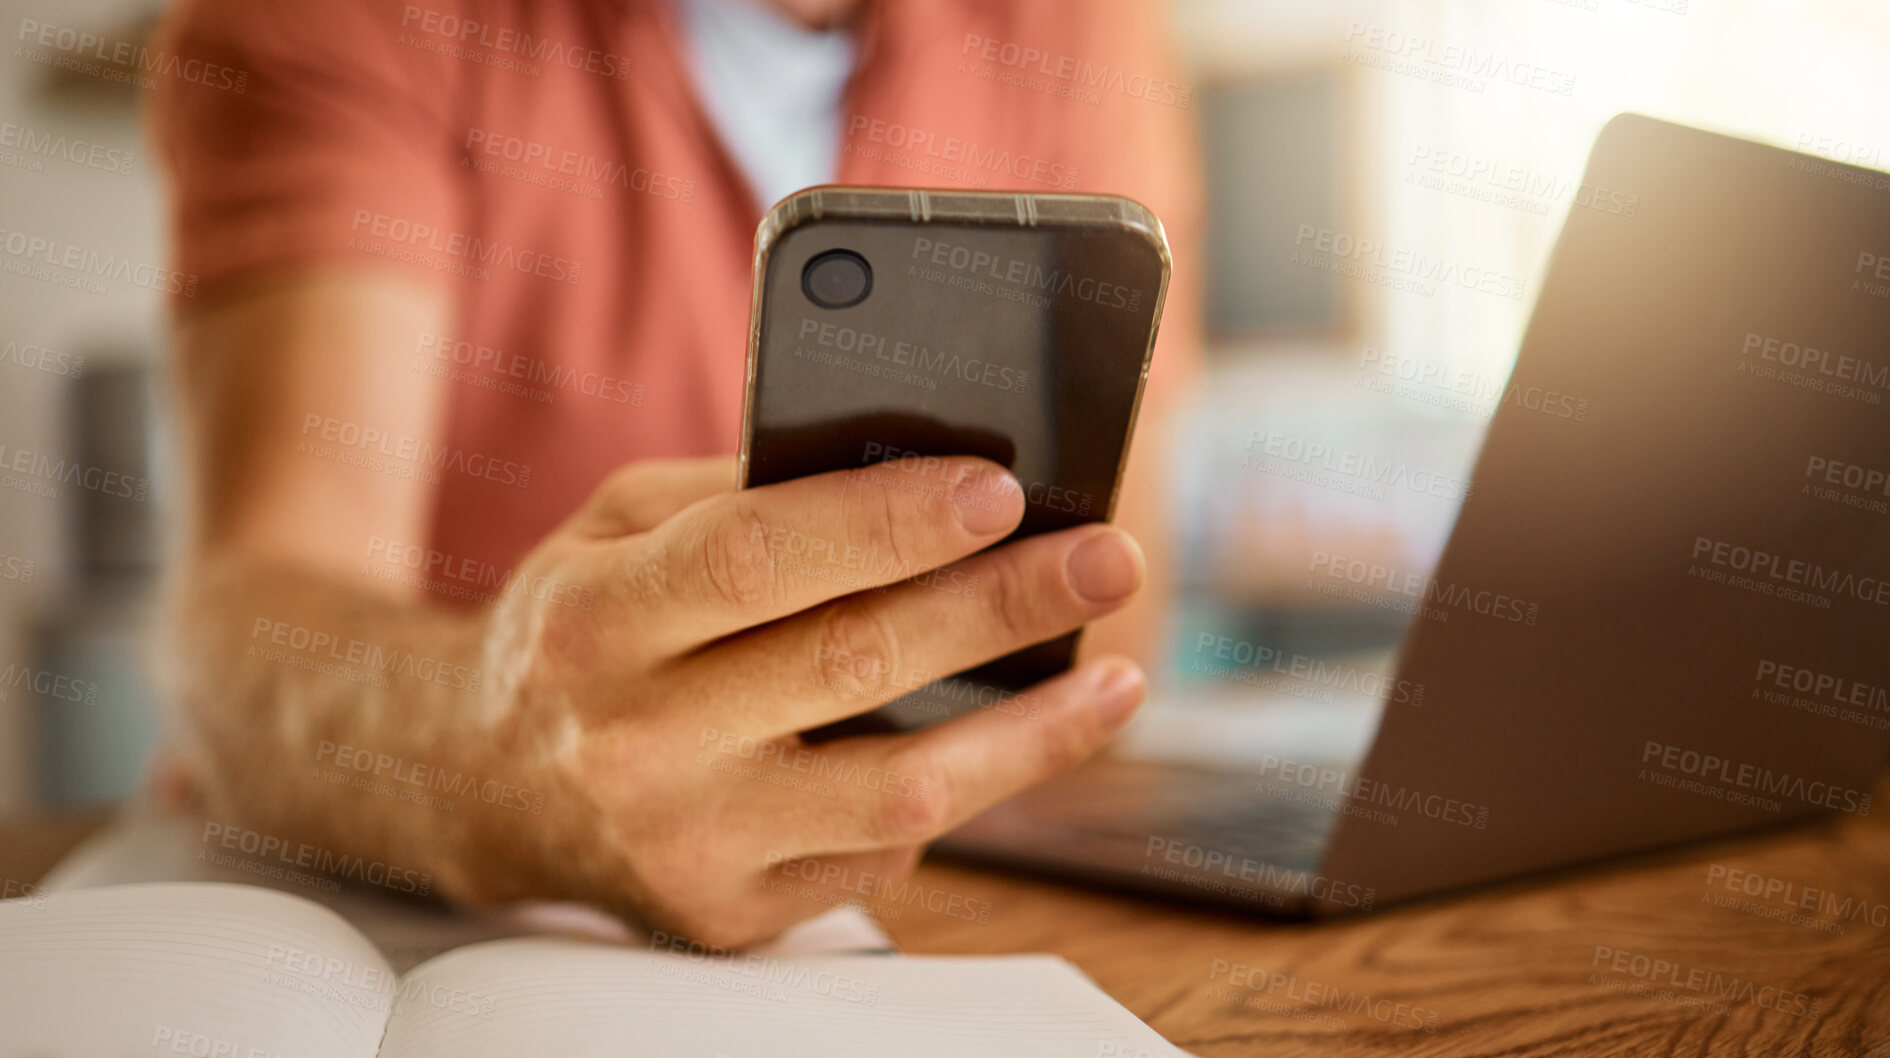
[7,790,1890,1058]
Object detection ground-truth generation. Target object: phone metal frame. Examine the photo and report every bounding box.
[737,186,1174,533]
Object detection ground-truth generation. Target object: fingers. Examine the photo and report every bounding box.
[625,456,1025,656]
[568,457,737,538]
[655,845,922,950]
[634,658,1139,947]
[723,658,1146,860]
[672,523,1144,737]
[748,845,923,938]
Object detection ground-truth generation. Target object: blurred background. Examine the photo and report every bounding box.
[2,0,1887,811]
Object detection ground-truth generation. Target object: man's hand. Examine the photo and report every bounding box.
[165,272,1150,950]
[481,454,1147,947]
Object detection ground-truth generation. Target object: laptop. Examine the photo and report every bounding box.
[936,113,1890,916]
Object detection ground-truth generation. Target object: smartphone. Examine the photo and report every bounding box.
[739,187,1170,732]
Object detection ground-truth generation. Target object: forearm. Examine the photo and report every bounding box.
[162,551,592,906]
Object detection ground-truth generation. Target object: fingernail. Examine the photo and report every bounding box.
[953,466,1022,535]
[1092,661,1146,728]
[1066,528,1143,603]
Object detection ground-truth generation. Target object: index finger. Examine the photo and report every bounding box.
[625,456,1024,656]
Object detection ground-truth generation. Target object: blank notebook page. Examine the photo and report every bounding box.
[380,937,1189,1057]
[0,883,391,1058]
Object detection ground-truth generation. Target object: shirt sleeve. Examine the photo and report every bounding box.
[1058,0,1206,406]
[147,0,467,305]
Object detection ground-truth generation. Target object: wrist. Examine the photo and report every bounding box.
[437,614,638,914]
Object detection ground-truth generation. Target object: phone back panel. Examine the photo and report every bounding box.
[741,189,1170,706]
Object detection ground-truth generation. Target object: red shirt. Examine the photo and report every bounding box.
[152,0,1201,579]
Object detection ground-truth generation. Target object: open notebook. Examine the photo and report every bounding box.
[0,883,1189,1056]
[35,809,895,970]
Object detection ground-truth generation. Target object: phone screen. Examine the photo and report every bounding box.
[744,207,1167,725]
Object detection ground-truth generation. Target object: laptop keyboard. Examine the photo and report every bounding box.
[946,756,1340,884]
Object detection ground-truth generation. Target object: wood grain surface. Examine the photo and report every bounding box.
[7,788,1889,1057]
[881,780,1890,1058]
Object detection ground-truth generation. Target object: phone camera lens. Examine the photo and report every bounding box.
[802,250,873,309]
